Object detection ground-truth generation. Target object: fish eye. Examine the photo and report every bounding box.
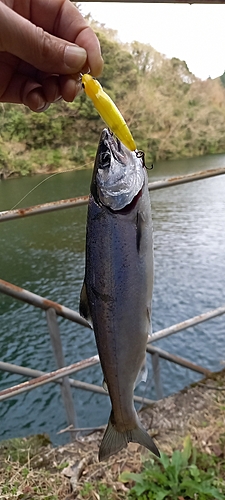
[99,151,111,169]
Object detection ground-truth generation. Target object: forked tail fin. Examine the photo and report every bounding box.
[99,413,160,461]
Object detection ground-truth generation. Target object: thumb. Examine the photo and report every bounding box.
[0,3,87,74]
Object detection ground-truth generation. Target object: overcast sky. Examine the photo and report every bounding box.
[81,2,225,80]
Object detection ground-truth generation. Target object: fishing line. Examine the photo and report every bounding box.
[9,143,152,211]
[10,172,59,210]
[9,161,93,211]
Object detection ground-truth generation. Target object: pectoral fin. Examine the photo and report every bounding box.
[79,281,92,324]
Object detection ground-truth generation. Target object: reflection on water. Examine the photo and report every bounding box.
[0,154,225,444]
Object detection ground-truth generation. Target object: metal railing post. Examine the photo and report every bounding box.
[0,165,225,432]
[46,307,78,439]
[146,344,211,376]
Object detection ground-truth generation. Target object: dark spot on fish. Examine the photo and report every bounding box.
[82,83,85,89]
[91,286,112,303]
[92,208,107,220]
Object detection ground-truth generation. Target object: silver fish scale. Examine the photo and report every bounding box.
[80,129,159,461]
[85,174,153,427]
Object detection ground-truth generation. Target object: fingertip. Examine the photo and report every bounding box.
[24,87,49,112]
[41,75,61,103]
[36,102,50,113]
[76,28,104,78]
[60,75,82,102]
[88,45,104,78]
[90,55,104,78]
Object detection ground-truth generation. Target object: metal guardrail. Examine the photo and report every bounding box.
[0,167,225,436]
[0,279,91,329]
[0,167,225,222]
[0,277,224,431]
[82,1,225,4]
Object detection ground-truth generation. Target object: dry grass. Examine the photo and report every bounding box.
[1,370,225,499]
[0,460,69,499]
[0,435,70,499]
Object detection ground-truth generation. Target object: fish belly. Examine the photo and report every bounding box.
[85,181,153,427]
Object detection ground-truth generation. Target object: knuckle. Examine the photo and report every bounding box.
[35,27,63,70]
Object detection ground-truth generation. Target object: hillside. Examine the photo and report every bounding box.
[1,19,225,178]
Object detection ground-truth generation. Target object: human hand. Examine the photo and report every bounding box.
[0,0,103,111]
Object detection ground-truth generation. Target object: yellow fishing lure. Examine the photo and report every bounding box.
[82,74,136,152]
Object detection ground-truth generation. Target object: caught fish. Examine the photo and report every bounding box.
[82,74,137,152]
[80,129,159,461]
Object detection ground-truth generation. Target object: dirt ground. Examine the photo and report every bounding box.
[1,369,225,499]
[46,369,225,498]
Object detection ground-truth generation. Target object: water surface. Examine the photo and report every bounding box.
[0,154,225,444]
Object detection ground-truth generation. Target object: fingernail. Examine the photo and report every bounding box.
[36,102,50,113]
[53,96,62,103]
[64,45,87,69]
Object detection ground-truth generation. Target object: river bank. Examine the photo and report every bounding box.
[0,143,92,180]
[1,369,225,499]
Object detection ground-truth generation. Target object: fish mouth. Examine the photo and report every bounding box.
[95,129,145,211]
[98,129,127,169]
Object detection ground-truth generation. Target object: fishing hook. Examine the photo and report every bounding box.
[135,150,154,170]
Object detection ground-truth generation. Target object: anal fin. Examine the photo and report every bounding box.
[102,378,108,392]
[135,357,148,388]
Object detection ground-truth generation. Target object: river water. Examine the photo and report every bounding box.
[0,153,225,445]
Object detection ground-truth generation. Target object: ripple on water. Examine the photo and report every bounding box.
[0,158,225,443]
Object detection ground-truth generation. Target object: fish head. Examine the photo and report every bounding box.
[91,129,145,211]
